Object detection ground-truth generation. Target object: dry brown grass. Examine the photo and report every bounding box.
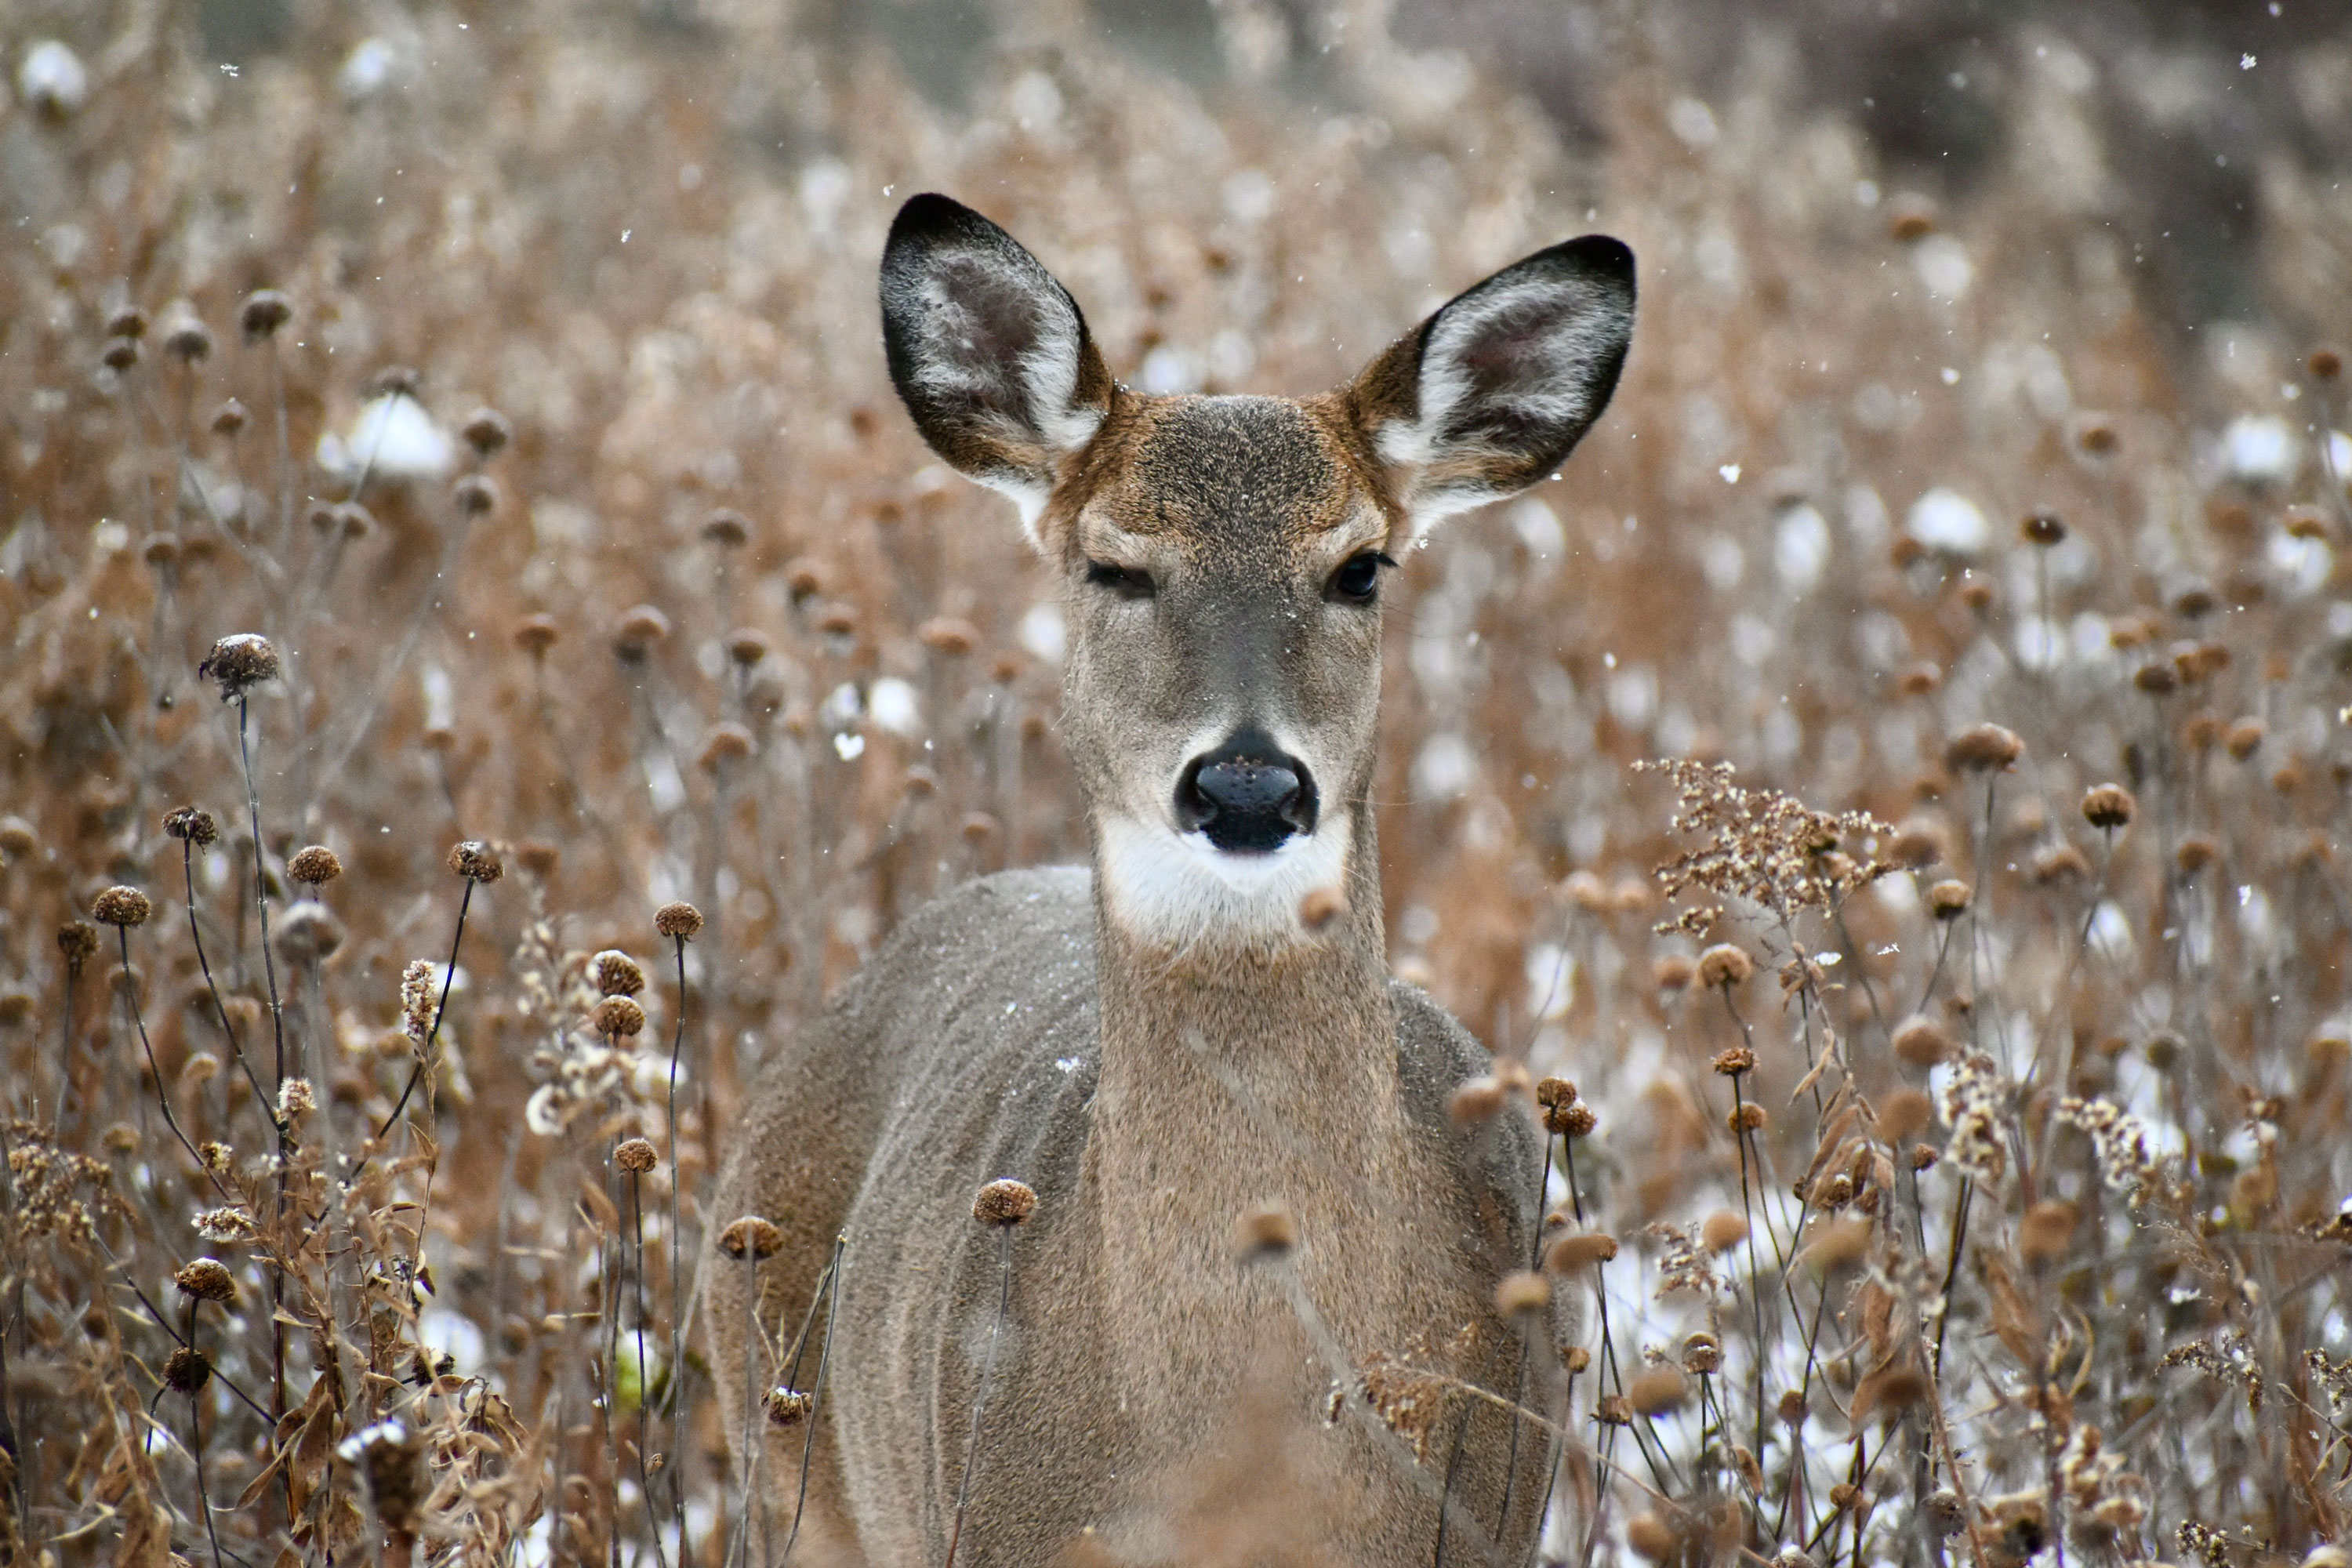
[3,3,2350,1564]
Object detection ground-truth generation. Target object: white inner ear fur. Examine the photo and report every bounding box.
[909,246,1104,546]
[1095,811,1354,953]
[1372,274,1628,537]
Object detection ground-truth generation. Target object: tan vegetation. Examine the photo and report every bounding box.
[2,2,2350,1565]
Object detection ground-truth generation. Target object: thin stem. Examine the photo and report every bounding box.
[627,1172,670,1568]
[117,927,205,1172]
[234,699,289,1102]
[56,955,83,1131]
[186,1306,227,1568]
[780,1237,844,1566]
[180,842,281,1132]
[946,1227,1014,1568]
[666,931,692,1568]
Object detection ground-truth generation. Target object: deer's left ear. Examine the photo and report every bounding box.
[1345,235,1634,539]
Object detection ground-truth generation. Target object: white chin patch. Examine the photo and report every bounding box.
[1096,813,1352,950]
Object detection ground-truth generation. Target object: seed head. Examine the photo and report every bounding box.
[102,336,141,372]
[917,616,980,656]
[593,950,646,997]
[164,1345,212,1394]
[1543,1232,1617,1272]
[973,1178,1037,1227]
[615,1138,659,1174]
[2311,346,2344,382]
[1729,1102,1768,1134]
[1559,1101,1599,1138]
[369,365,423,401]
[1682,1331,1723,1374]
[655,901,705,940]
[1711,1047,1755,1076]
[211,398,249,437]
[1697,944,1754,989]
[453,474,499,517]
[198,633,280,700]
[1627,1365,1690,1415]
[1536,1077,1583,1135]
[718,1217,783,1261]
[699,722,756,771]
[726,628,771,668]
[448,840,503,883]
[703,507,750,546]
[1596,1393,1633,1428]
[107,306,150,339]
[1652,953,1695,989]
[460,407,511,459]
[2020,510,2067,547]
[2132,661,2178,697]
[514,614,560,658]
[2175,834,2220,876]
[1926,879,1973,920]
[162,309,213,362]
[2081,783,2135,830]
[590,995,645,1038]
[194,1206,258,1240]
[1236,1203,1297,1258]
[287,845,343,884]
[335,501,376,539]
[1944,723,2024,773]
[278,1077,317,1118]
[163,806,218,847]
[2031,842,2091,884]
[57,920,100,967]
[615,604,672,659]
[2224,718,2265,760]
[1886,193,1936,241]
[1447,1076,1508,1127]
[92,886,151,927]
[174,1258,237,1305]
[1297,886,1348,931]
[1879,1088,1934,1143]
[1494,1270,1551,1317]
[764,1387,814,1426]
[239,289,293,339]
[1700,1210,1749,1252]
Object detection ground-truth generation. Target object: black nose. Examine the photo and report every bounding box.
[1174,728,1319,853]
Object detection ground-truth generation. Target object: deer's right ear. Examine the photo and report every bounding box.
[880,194,1112,542]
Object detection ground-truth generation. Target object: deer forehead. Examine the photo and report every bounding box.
[1065,394,1392,567]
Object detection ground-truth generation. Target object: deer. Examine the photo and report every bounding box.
[706,192,1634,1564]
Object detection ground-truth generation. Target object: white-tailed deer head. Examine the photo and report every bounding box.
[880,193,1634,951]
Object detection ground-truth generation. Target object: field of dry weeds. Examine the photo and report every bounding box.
[3,2,2350,1564]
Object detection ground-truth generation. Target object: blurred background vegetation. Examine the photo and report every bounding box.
[4,1,2351,1563]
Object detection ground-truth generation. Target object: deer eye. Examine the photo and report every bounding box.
[1327,551,1394,604]
[1084,560,1156,601]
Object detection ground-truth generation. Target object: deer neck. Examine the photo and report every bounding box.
[1083,809,1414,1430]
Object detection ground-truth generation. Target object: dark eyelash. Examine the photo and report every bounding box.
[1084,560,1156,599]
